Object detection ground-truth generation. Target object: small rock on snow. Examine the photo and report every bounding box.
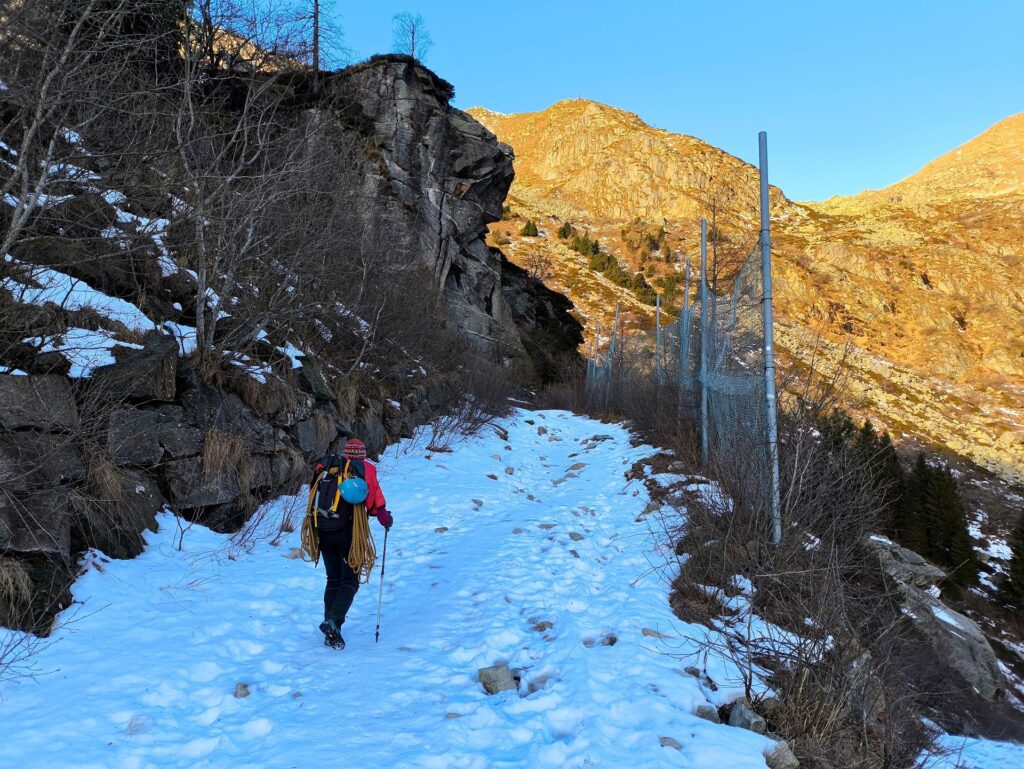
[641,627,671,639]
[766,740,801,769]
[695,705,721,723]
[728,701,766,734]
[478,664,517,695]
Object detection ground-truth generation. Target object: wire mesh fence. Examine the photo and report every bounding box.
[587,133,781,541]
[586,236,775,522]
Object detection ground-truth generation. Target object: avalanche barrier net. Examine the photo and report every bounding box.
[587,134,782,539]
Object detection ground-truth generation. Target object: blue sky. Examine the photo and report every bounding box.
[330,1,1023,201]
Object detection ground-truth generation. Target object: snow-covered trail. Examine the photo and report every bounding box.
[1,410,777,768]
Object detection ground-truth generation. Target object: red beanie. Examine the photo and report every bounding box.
[343,438,366,460]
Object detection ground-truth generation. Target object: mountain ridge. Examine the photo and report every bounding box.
[470,100,1024,483]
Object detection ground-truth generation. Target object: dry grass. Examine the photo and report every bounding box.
[334,380,358,422]
[202,429,252,489]
[81,443,126,505]
[0,557,33,629]
[312,409,336,448]
[195,356,301,419]
[70,443,156,559]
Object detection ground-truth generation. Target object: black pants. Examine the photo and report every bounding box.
[319,526,359,626]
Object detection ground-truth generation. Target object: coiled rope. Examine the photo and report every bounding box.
[348,501,376,584]
[302,467,376,582]
[301,477,322,564]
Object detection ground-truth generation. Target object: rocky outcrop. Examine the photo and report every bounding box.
[92,334,178,403]
[867,535,1004,700]
[328,56,580,379]
[500,253,584,381]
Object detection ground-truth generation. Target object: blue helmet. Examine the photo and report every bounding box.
[340,477,369,504]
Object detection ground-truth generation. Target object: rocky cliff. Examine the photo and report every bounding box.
[328,58,565,370]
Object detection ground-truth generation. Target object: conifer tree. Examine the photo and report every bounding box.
[520,220,539,237]
[871,430,906,537]
[939,468,979,588]
[898,453,929,554]
[999,511,1024,613]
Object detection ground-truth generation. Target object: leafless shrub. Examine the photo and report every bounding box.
[234,489,305,555]
[425,355,516,451]
[524,248,555,283]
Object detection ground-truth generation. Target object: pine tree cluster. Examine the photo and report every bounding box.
[520,219,539,237]
[818,413,980,593]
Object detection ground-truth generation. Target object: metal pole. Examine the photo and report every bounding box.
[606,305,620,410]
[655,293,662,387]
[678,259,691,384]
[759,131,783,546]
[375,527,390,642]
[699,219,709,463]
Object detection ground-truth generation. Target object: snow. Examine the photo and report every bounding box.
[161,321,198,356]
[2,255,155,331]
[279,342,305,369]
[0,410,784,768]
[26,327,143,377]
[929,733,1024,768]
[929,603,967,631]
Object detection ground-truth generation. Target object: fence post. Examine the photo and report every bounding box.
[759,131,783,546]
[606,304,620,410]
[677,259,691,395]
[699,219,709,463]
[655,293,662,387]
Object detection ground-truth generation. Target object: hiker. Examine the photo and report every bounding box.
[306,438,392,650]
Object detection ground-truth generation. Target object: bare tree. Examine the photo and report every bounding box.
[0,0,157,260]
[392,12,432,61]
[524,249,555,284]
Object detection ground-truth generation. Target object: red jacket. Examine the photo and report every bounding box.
[362,460,386,514]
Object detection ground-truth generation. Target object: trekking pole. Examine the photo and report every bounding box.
[375,527,389,643]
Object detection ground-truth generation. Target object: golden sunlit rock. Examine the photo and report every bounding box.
[470,102,1024,482]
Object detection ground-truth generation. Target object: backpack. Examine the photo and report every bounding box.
[314,455,365,518]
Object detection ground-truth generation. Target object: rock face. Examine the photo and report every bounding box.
[0,376,80,432]
[328,57,581,378]
[867,535,1004,700]
[92,334,177,402]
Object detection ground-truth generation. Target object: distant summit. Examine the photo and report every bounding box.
[474,99,1024,482]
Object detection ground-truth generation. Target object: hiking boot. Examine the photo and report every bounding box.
[319,619,346,650]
